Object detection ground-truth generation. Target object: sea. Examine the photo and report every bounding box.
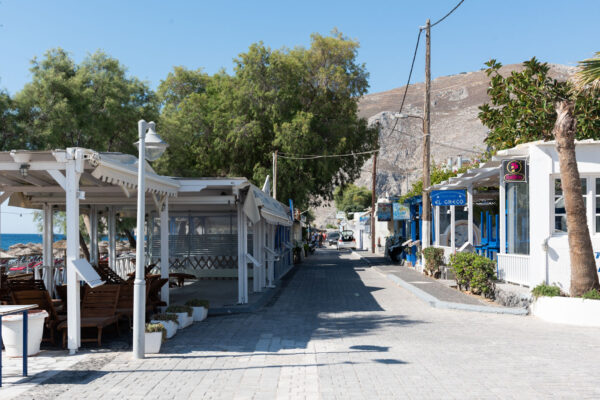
[0,233,67,251]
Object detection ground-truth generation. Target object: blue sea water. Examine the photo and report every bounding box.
[0,233,66,251]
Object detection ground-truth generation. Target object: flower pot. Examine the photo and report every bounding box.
[173,312,192,329]
[191,306,208,322]
[144,331,162,354]
[1,310,48,357]
[150,319,178,339]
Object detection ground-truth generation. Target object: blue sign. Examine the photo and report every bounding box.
[393,203,410,220]
[431,190,467,206]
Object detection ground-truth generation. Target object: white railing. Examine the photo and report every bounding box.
[114,254,136,279]
[497,253,530,286]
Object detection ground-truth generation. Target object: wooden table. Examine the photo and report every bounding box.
[0,304,38,387]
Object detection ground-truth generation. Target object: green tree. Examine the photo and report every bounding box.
[155,31,377,208]
[479,57,600,296]
[0,89,25,150]
[15,48,159,152]
[333,184,371,213]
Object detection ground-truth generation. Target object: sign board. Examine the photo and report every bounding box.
[377,203,392,221]
[359,215,370,224]
[72,259,104,288]
[431,190,467,206]
[393,203,410,220]
[336,211,346,220]
[502,159,527,183]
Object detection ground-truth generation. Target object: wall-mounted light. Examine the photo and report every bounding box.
[19,163,30,178]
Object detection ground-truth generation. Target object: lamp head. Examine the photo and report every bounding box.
[135,121,168,161]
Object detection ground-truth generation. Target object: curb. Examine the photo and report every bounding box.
[354,251,529,316]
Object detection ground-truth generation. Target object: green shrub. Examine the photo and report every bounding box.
[447,252,496,298]
[152,313,179,323]
[185,299,210,308]
[581,289,600,300]
[145,323,167,342]
[421,247,445,277]
[531,284,561,298]
[448,252,479,290]
[468,256,496,298]
[165,305,193,316]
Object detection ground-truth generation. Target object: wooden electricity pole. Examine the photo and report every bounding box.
[421,19,432,250]
[273,150,278,200]
[371,127,378,254]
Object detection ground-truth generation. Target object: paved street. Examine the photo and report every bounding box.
[15,249,600,399]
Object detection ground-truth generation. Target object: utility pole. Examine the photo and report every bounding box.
[273,150,278,200]
[371,127,378,254]
[422,19,432,251]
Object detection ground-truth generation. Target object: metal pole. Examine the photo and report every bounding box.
[133,120,147,359]
[422,19,432,251]
[160,197,169,306]
[273,151,278,200]
[66,149,81,353]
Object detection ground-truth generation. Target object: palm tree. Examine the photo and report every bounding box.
[553,53,600,296]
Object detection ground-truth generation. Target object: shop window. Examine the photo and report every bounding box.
[554,178,587,233]
[507,182,530,255]
[438,206,451,246]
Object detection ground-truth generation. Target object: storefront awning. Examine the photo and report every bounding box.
[243,185,292,226]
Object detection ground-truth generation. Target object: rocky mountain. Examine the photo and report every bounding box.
[313,63,575,228]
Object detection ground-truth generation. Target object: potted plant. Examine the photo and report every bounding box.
[145,323,166,354]
[185,299,210,322]
[150,313,179,338]
[165,305,193,329]
[1,310,48,357]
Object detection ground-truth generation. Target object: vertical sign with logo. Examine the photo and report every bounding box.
[502,159,527,183]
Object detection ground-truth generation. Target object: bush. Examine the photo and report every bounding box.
[145,323,167,342]
[421,247,445,278]
[151,313,179,323]
[165,305,193,316]
[531,284,562,298]
[581,289,600,300]
[448,252,479,290]
[185,299,210,308]
[447,252,496,298]
[468,256,496,297]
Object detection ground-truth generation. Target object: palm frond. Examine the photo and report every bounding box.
[574,52,600,90]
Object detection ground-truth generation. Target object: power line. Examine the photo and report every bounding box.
[277,149,379,160]
[390,127,481,154]
[430,0,466,28]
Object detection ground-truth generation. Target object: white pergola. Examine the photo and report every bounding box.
[1,149,294,354]
[0,148,179,354]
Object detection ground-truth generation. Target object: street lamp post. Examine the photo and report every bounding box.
[133,120,168,359]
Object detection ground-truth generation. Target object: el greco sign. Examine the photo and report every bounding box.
[502,159,527,183]
[430,190,467,206]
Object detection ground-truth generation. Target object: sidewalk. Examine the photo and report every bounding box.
[355,251,528,315]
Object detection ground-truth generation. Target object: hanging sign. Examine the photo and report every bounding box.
[377,203,392,221]
[393,203,410,220]
[502,159,527,183]
[336,211,346,220]
[431,190,467,206]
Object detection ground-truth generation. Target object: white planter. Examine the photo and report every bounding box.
[173,312,193,329]
[144,331,163,354]
[531,296,600,327]
[1,310,48,357]
[150,319,178,339]
[191,307,208,322]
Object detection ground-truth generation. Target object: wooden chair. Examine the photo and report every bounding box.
[7,279,46,292]
[95,261,125,284]
[11,289,66,345]
[58,284,121,347]
[169,273,197,288]
[146,277,168,313]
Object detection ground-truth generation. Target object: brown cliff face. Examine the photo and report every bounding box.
[313,63,575,228]
[354,63,575,196]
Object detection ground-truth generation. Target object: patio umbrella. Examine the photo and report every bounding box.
[0,250,15,259]
[53,240,67,250]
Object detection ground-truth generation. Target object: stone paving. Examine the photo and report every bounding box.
[7,248,600,399]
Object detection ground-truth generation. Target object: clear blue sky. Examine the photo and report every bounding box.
[1,0,600,233]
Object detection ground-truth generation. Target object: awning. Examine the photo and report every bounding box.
[243,185,292,226]
[91,152,180,196]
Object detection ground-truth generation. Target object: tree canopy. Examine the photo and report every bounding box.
[11,48,159,153]
[154,31,377,208]
[333,184,371,214]
[478,58,600,153]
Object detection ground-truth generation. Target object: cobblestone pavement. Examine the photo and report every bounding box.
[15,249,600,399]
